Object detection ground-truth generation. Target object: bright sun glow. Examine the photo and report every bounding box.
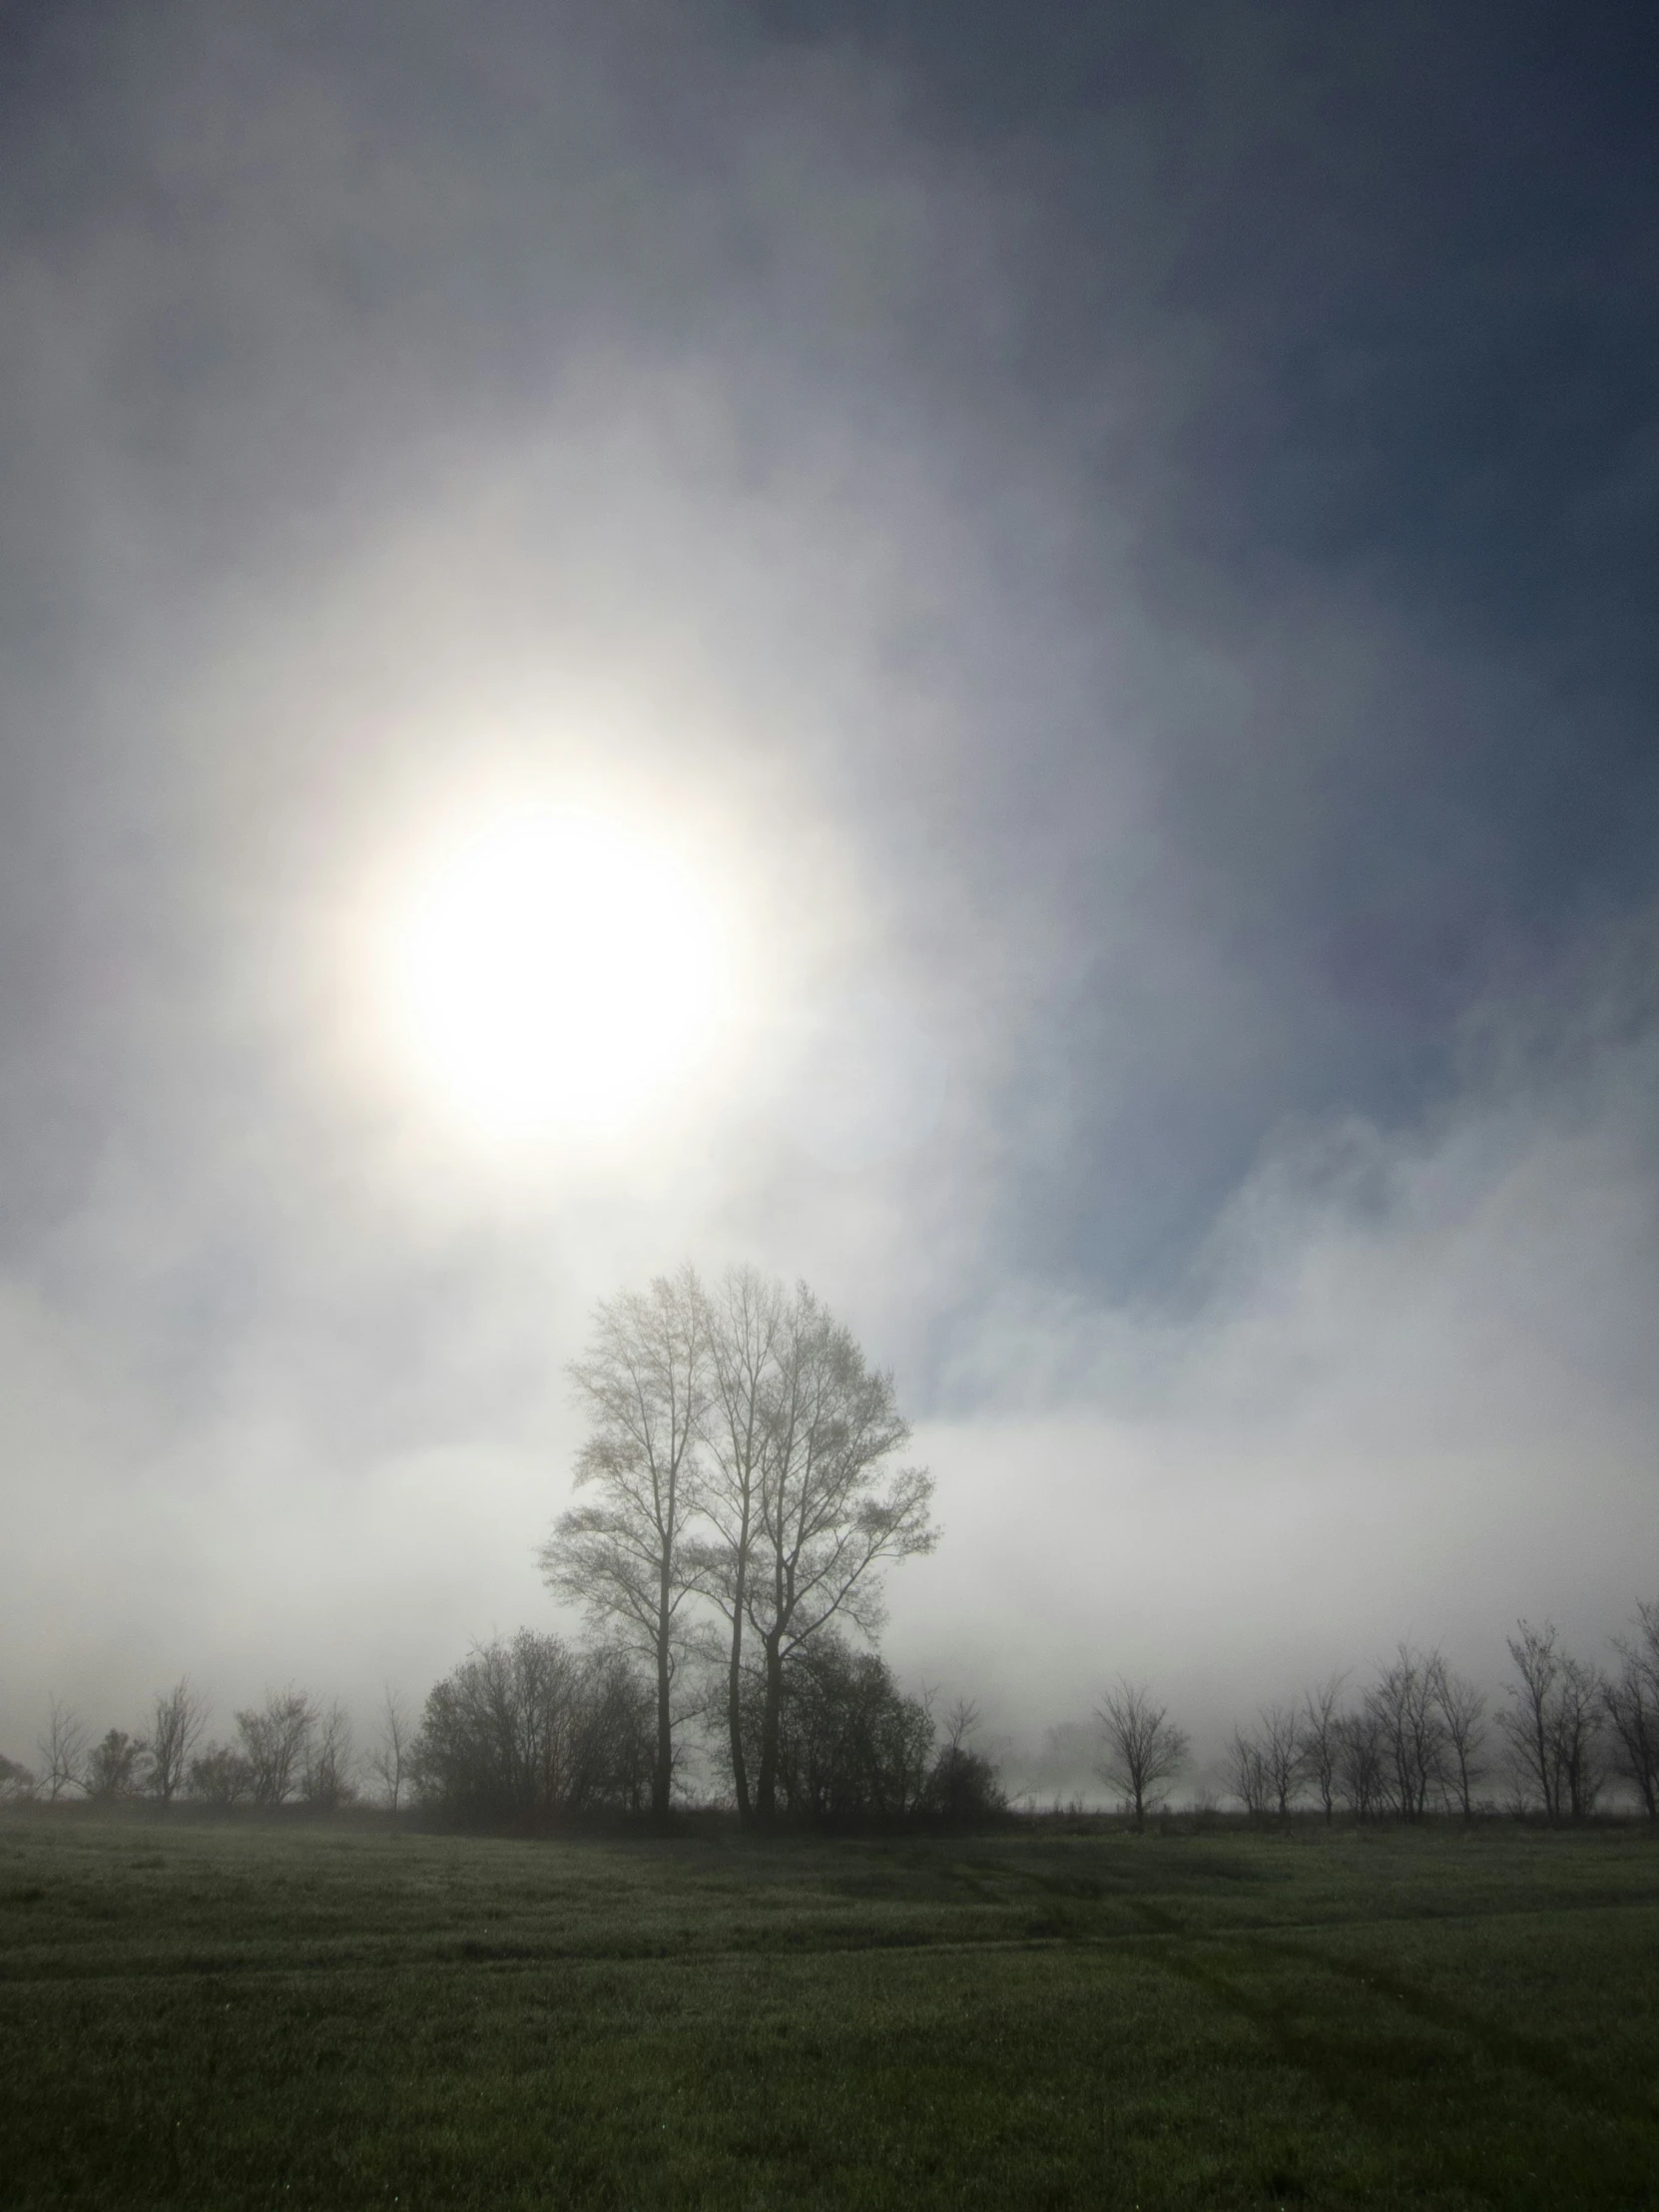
[377,805,735,1140]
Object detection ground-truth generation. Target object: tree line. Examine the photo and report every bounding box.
[3,1262,1655,1833]
[1089,1604,1659,1826]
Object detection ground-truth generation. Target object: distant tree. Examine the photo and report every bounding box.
[0,1754,36,1801]
[301,1703,356,1809]
[1604,1600,1659,1819]
[413,1632,653,1823]
[84,1729,147,1800]
[144,1678,208,1805]
[189,1744,253,1806]
[1499,1621,1606,1820]
[1334,1703,1385,1820]
[36,1700,88,1803]
[737,1287,936,1827]
[921,1701,1007,1828]
[367,1689,414,1812]
[1095,1681,1188,1832]
[1227,1724,1272,1817]
[539,1268,709,1824]
[1301,1673,1347,1824]
[1367,1645,1448,1819]
[236,1690,316,1807]
[1429,1657,1486,1820]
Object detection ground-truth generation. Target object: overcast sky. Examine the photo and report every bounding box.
[3,0,1656,1784]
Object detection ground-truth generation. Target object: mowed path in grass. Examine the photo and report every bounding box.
[1,1815,1656,2210]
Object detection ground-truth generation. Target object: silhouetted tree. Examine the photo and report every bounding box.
[1096,1680,1188,1831]
[734,1633,934,1830]
[739,1287,936,1826]
[236,1689,316,1807]
[1227,1724,1272,1817]
[1335,1703,1385,1820]
[922,1701,1007,1827]
[189,1744,253,1805]
[1429,1656,1487,1819]
[539,1269,708,1823]
[367,1688,414,1812]
[301,1702,355,1808]
[85,1729,146,1800]
[36,1700,87,1802]
[1604,1599,1659,1819]
[1499,1621,1606,1819]
[1301,1672,1347,1823]
[686,1265,785,1828]
[1368,1645,1448,1819]
[413,1632,652,1823]
[0,1754,34,1801]
[144,1678,208,1805]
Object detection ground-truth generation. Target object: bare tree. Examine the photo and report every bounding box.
[302,1702,356,1808]
[1335,1704,1385,1820]
[539,1268,709,1824]
[36,1699,88,1802]
[1501,1619,1563,1818]
[1301,1672,1347,1824]
[367,1688,414,1811]
[1428,1656,1486,1819]
[1096,1680,1188,1832]
[145,1678,208,1805]
[236,1689,316,1807]
[688,1265,786,1827]
[740,1287,937,1826]
[1227,1724,1272,1817]
[1499,1620,1606,1820]
[1368,1645,1448,1819]
[1605,1599,1659,1819]
[84,1729,146,1800]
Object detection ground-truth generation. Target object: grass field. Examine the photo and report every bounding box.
[1,1812,1656,2210]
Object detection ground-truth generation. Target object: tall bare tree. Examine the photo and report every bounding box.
[1499,1620,1605,1819]
[688,1265,787,1826]
[741,1288,936,1826]
[236,1689,316,1807]
[368,1688,414,1812]
[36,1699,87,1803]
[1605,1599,1659,1819]
[539,1268,708,1823]
[1302,1672,1347,1824]
[1429,1656,1486,1819]
[1096,1680,1188,1831]
[1368,1644,1448,1819]
[145,1677,208,1805]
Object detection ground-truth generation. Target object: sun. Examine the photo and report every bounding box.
[375,803,735,1140]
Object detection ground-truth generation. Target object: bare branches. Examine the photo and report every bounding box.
[1605,1600,1659,1819]
[1095,1681,1188,1831]
[146,1678,208,1805]
[36,1699,88,1803]
[539,1267,708,1823]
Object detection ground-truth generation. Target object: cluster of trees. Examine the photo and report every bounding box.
[3,1680,388,1813]
[539,1265,939,1827]
[0,1628,1005,1834]
[1092,1605,1659,1825]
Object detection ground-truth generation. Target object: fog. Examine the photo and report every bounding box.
[3,1,1655,1782]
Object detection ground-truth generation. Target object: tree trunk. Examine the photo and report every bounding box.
[727,1601,751,1827]
[755,1631,785,1825]
[654,1569,673,1826]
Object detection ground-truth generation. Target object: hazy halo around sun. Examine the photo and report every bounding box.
[372,799,738,1143]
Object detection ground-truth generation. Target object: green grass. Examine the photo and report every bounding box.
[2,1813,1656,2208]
